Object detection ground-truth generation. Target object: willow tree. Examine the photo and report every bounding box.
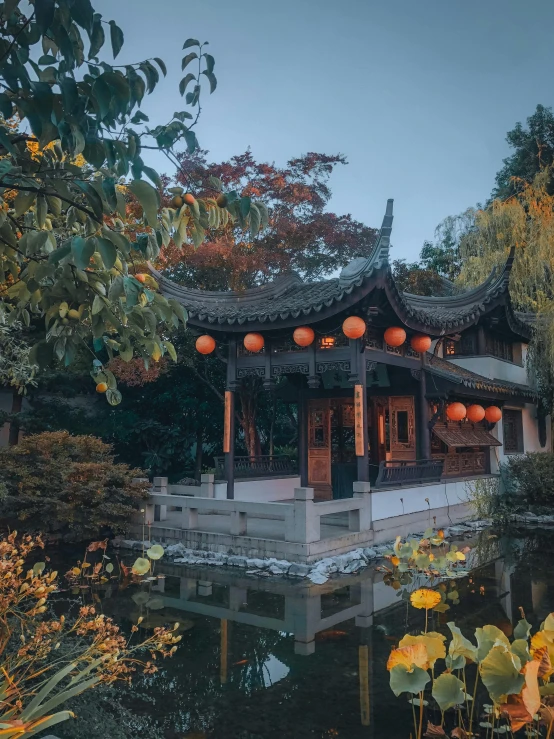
[456,168,554,408]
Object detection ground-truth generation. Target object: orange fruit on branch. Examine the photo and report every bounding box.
[183,193,196,206]
[135,273,146,283]
[171,195,184,208]
[216,193,228,208]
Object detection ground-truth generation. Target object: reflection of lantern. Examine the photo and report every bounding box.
[293,326,315,347]
[410,334,432,353]
[342,316,366,339]
[447,402,467,421]
[384,326,407,347]
[466,404,485,423]
[485,405,502,423]
[244,332,264,353]
[196,335,216,354]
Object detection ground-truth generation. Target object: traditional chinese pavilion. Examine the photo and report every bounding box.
[153,200,550,503]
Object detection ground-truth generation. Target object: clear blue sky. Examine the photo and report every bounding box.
[96,0,554,262]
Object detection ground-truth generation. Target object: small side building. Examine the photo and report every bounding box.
[154,199,550,529]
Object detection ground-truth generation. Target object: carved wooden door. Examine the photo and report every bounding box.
[389,396,416,460]
[308,399,332,498]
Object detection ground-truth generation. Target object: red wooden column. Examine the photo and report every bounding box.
[224,337,237,500]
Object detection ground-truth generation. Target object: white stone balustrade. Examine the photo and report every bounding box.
[142,486,373,545]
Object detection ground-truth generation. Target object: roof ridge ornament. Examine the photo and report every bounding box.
[338,199,394,288]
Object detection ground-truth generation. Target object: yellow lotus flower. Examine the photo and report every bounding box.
[386,643,429,672]
[410,588,441,610]
[391,556,400,566]
[399,632,446,668]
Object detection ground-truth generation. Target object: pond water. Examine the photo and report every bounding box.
[51,528,554,739]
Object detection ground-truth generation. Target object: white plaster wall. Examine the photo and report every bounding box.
[214,477,300,502]
[449,356,528,384]
[492,404,552,470]
[371,480,472,521]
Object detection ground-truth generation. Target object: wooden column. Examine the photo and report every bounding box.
[418,353,431,460]
[224,337,237,500]
[477,325,487,355]
[352,339,369,482]
[298,388,308,487]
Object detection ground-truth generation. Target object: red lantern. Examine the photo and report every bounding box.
[447,402,467,421]
[244,332,264,353]
[384,326,407,347]
[466,404,485,423]
[293,326,315,347]
[196,335,216,355]
[342,316,366,339]
[485,405,502,423]
[410,334,432,354]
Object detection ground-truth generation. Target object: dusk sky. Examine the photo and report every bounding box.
[97,0,554,263]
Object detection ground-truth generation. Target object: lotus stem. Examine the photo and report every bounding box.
[469,667,479,730]
[411,697,417,739]
[418,691,424,739]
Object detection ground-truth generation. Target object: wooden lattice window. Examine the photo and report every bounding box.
[503,409,524,454]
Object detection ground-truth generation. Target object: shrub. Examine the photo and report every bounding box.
[0,431,149,540]
[504,451,554,507]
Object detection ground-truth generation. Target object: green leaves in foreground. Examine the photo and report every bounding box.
[389,664,430,697]
[479,646,524,703]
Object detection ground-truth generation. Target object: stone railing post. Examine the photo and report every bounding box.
[182,501,198,530]
[152,476,168,521]
[352,482,372,532]
[200,473,215,498]
[230,509,247,536]
[285,487,320,543]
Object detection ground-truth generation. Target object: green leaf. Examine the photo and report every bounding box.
[163,340,177,361]
[202,69,217,93]
[179,73,195,96]
[71,236,96,270]
[153,57,167,76]
[102,226,130,256]
[240,195,251,219]
[28,340,54,370]
[182,52,198,70]
[203,53,215,73]
[48,241,72,264]
[91,295,105,315]
[71,0,94,33]
[183,38,200,49]
[249,202,261,241]
[513,618,532,641]
[97,237,117,269]
[106,388,122,406]
[432,673,466,712]
[105,562,114,573]
[479,646,524,703]
[89,13,105,59]
[35,0,55,33]
[14,190,36,217]
[142,166,162,190]
[389,665,430,697]
[183,129,198,154]
[129,179,160,226]
[109,20,124,58]
[511,639,531,665]
[168,298,187,325]
[475,625,510,663]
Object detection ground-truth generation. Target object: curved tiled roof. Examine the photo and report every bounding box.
[153,199,532,338]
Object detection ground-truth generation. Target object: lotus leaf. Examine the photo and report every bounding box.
[479,645,524,703]
[389,664,430,697]
[105,562,114,573]
[447,623,478,662]
[414,553,431,569]
[544,613,554,631]
[387,643,429,672]
[475,624,510,662]
[131,557,151,575]
[432,673,466,711]
[539,682,554,696]
[33,562,45,575]
[533,644,553,678]
[500,659,540,732]
[513,618,532,640]
[146,544,165,560]
[446,653,466,671]
[398,632,446,668]
[511,639,531,666]
[146,597,164,610]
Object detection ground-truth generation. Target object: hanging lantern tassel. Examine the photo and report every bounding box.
[485,405,502,423]
[447,402,467,421]
[244,332,265,353]
[196,335,216,355]
[384,326,407,347]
